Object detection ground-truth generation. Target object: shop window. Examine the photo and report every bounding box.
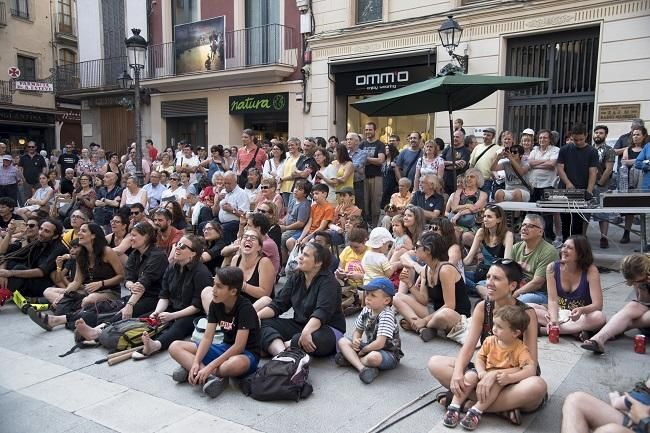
[356,0,382,24]
[172,0,199,28]
[60,49,76,66]
[11,0,29,19]
[17,55,36,80]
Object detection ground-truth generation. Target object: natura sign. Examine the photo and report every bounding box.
[229,93,288,115]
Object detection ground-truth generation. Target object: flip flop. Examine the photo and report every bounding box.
[131,350,150,360]
[399,318,412,332]
[28,307,52,331]
[580,339,605,354]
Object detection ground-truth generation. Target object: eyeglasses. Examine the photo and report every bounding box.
[130,211,141,216]
[170,178,179,181]
[27,146,35,149]
[27,223,38,228]
[242,234,258,241]
[260,185,270,190]
[71,214,84,219]
[175,241,194,251]
[521,223,542,230]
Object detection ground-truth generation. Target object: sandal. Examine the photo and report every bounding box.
[496,408,521,425]
[576,330,591,343]
[580,339,605,354]
[435,390,453,409]
[28,307,52,331]
[399,318,413,332]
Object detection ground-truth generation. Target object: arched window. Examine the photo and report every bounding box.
[60,49,76,66]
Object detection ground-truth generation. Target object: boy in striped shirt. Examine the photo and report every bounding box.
[335,277,403,384]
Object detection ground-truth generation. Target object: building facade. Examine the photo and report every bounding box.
[0,0,80,153]
[306,0,650,143]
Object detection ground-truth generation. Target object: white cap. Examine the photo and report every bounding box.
[2,155,12,161]
[522,128,535,136]
[366,227,395,248]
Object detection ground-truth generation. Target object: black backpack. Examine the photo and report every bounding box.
[241,347,313,402]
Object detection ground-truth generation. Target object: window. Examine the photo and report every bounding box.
[59,49,76,66]
[58,0,73,33]
[11,0,29,19]
[17,55,36,80]
[245,0,280,65]
[356,0,382,24]
[172,0,199,28]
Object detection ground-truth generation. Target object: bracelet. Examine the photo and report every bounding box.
[56,267,62,272]
[127,301,135,306]
[101,280,105,287]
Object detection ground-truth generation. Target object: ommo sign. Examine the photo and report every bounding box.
[355,71,409,87]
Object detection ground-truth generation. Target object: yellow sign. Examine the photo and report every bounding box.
[598,104,641,122]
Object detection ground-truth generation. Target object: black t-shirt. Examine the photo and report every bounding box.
[57,153,79,173]
[19,154,47,184]
[60,178,75,195]
[360,139,385,177]
[557,144,599,189]
[207,295,261,359]
[0,213,22,229]
[410,191,444,215]
[205,239,227,275]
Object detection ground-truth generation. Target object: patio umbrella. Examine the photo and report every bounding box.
[351,72,548,185]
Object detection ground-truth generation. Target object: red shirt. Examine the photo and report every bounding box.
[148,146,158,162]
[237,145,267,174]
[157,226,183,256]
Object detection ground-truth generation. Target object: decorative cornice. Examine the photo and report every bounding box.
[524,14,576,28]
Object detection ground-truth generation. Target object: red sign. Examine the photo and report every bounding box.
[7,67,21,79]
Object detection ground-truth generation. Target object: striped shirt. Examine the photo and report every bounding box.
[0,164,19,185]
[354,306,403,359]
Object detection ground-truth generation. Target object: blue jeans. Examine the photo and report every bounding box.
[517,291,548,304]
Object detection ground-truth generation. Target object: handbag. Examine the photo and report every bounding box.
[285,244,303,275]
[58,201,76,219]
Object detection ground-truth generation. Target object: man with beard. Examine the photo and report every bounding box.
[591,125,615,248]
[360,122,386,227]
[0,218,68,297]
[94,172,123,231]
[0,217,41,255]
[153,208,183,257]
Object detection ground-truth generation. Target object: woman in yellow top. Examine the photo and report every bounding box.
[329,143,354,192]
[279,138,301,205]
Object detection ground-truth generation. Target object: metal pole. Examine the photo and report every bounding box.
[133,67,144,186]
[448,101,457,188]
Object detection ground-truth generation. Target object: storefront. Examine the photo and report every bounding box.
[229,92,289,142]
[161,98,208,149]
[56,102,82,150]
[0,107,56,153]
[330,53,436,141]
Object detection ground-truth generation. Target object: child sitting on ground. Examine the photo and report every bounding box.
[362,227,397,285]
[443,305,535,430]
[336,227,368,315]
[388,215,412,264]
[336,277,403,384]
[168,266,261,398]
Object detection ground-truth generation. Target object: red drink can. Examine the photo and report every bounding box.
[549,325,560,344]
[634,335,646,354]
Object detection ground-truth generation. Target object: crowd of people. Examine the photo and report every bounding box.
[0,119,648,431]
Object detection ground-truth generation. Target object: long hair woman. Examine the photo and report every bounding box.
[263,141,286,185]
[229,229,275,311]
[201,220,227,274]
[381,143,401,208]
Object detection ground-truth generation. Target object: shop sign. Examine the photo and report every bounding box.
[336,65,433,96]
[15,81,54,92]
[90,96,133,107]
[229,93,288,115]
[597,104,641,122]
[0,108,55,124]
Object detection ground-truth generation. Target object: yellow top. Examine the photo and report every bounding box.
[280,155,299,194]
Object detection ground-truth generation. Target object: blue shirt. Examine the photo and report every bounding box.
[395,148,421,183]
[634,142,650,189]
[348,148,367,182]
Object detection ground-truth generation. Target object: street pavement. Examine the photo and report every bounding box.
[0,221,647,433]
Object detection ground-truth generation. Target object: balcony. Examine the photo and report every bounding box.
[0,2,6,27]
[55,13,77,45]
[142,23,299,91]
[0,80,12,104]
[56,56,128,97]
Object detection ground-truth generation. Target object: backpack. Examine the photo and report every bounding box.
[98,318,167,352]
[240,347,313,402]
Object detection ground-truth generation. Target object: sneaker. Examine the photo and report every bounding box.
[621,231,630,244]
[358,367,379,384]
[172,366,189,383]
[552,238,563,249]
[460,408,482,431]
[334,352,351,367]
[443,406,461,428]
[420,327,437,342]
[202,375,228,398]
[600,237,609,249]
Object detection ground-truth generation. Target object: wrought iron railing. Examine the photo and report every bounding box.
[56,12,76,36]
[56,56,127,93]
[0,2,6,26]
[144,23,298,80]
[0,80,12,103]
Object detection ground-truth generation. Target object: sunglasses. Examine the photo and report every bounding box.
[27,223,38,228]
[260,185,270,190]
[175,241,194,251]
[130,211,141,216]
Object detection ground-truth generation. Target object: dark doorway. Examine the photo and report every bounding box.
[504,26,600,142]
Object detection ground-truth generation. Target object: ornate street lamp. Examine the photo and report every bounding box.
[116,70,133,90]
[124,28,147,185]
[438,15,468,74]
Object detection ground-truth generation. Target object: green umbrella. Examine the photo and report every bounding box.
[351,72,548,185]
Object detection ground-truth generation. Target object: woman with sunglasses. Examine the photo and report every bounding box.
[258,242,345,357]
[201,220,226,275]
[531,235,606,342]
[428,259,547,426]
[132,235,213,359]
[581,253,650,354]
[227,229,275,311]
[161,174,187,208]
[393,232,471,342]
[448,168,488,248]
[262,141,286,185]
[255,177,285,220]
[31,223,125,331]
[464,205,514,298]
[254,202,282,259]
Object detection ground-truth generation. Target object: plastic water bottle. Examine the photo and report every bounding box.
[619,164,629,192]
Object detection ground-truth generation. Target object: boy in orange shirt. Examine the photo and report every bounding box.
[292,183,335,247]
[443,305,536,430]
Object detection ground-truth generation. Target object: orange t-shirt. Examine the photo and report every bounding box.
[308,201,335,234]
[477,335,533,371]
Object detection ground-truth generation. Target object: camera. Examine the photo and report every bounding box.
[300,64,311,76]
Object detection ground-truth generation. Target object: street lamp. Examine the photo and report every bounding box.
[124,28,147,186]
[438,15,468,74]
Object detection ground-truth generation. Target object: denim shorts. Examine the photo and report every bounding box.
[517,291,548,305]
[357,341,399,370]
[197,342,259,377]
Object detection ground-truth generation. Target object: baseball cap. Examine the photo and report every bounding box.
[362,277,395,297]
[483,127,496,135]
[336,186,354,194]
[2,155,12,161]
[365,227,394,248]
[522,128,535,136]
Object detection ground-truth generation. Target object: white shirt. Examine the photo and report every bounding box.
[161,186,187,203]
[143,182,167,209]
[219,185,250,223]
[175,154,200,183]
[528,146,559,188]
